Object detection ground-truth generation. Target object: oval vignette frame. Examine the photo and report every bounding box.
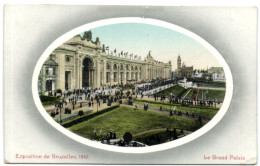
[32,17,233,154]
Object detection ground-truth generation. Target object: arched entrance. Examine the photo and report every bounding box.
[82,57,94,88]
[46,79,55,91]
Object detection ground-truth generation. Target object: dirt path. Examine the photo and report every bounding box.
[182,89,192,99]
[121,103,205,122]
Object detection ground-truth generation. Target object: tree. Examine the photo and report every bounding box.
[82,31,92,41]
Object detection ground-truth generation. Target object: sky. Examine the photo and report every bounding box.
[83,23,222,70]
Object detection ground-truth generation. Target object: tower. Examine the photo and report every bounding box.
[177,55,182,77]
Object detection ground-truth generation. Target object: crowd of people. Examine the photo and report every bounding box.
[136,79,175,95]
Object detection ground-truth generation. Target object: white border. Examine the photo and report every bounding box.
[32,17,233,154]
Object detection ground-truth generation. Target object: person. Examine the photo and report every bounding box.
[106,133,110,144]
[51,110,55,117]
[169,109,173,116]
[93,128,97,139]
[160,104,162,111]
[88,101,91,107]
[109,130,113,139]
[99,128,103,138]
[113,132,117,139]
[118,139,125,146]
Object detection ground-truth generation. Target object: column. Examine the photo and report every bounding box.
[92,70,94,87]
[79,61,82,89]
[88,70,91,87]
[110,63,113,85]
[124,65,127,83]
[96,59,100,88]
[103,60,106,86]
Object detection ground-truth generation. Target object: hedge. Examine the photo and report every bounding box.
[62,105,120,128]
[134,99,219,110]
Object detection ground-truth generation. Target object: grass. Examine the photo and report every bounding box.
[206,89,226,101]
[196,89,225,101]
[40,95,62,106]
[68,106,200,140]
[133,99,218,119]
[156,85,186,97]
[197,81,226,88]
[133,129,167,138]
[42,101,58,106]
[181,89,196,99]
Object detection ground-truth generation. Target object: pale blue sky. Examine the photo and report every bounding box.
[84,23,221,70]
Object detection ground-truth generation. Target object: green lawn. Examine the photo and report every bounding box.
[181,88,225,101]
[156,85,186,97]
[181,89,196,99]
[68,106,201,140]
[133,99,218,119]
[206,89,226,101]
[197,81,226,88]
[197,89,203,100]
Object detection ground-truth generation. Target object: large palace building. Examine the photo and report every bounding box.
[38,32,172,93]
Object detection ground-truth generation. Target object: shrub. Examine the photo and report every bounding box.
[78,110,84,116]
[62,105,120,128]
[40,95,61,106]
[57,89,62,93]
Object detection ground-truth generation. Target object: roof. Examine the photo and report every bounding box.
[44,57,58,66]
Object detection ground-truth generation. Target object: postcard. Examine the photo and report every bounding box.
[3,5,257,164]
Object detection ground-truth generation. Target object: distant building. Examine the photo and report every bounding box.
[212,73,226,82]
[172,69,178,78]
[208,67,224,74]
[192,70,203,78]
[177,55,193,78]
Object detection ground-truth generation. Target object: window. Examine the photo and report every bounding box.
[113,64,117,70]
[48,68,53,75]
[106,63,111,69]
[66,56,70,62]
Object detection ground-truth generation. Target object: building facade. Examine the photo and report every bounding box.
[212,73,226,82]
[38,33,172,93]
[208,67,224,74]
[177,55,193,78]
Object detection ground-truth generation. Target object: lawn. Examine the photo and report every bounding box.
[133,99,219,119]
[181,88,225,101]
[156,85,186,97]
[206,89,226,101]
[181,89,197,99]
[197,81,226,88]
[68,106,200,140]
